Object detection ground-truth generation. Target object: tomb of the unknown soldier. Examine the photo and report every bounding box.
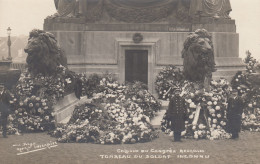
[44,0,244,94]
[1,2,260,163]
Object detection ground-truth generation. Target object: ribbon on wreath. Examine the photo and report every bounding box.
[165,87,172,97]
[192,103,210,128]
[192,104,201,126]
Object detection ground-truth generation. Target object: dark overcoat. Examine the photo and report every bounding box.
[74,79,83,99]
[226,97,244,133]
[166,95,187,132]
[0,88,12,117]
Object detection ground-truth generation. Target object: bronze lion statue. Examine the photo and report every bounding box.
[182,29,216,82]
[24,29,67,76]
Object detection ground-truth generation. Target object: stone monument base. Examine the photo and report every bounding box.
[44,19,244,94]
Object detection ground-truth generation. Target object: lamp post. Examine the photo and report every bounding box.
[7,27,12,61]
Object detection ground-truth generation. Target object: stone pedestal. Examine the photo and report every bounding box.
[44,18,244,94]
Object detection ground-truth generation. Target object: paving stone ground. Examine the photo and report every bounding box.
[0,131,259,164]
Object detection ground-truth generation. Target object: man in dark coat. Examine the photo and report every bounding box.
[227,90,245,139]
[166,88,187,142]
[74,78,83,100]
[0,85,12,138]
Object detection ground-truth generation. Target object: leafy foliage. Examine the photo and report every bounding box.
[155,65,184,100]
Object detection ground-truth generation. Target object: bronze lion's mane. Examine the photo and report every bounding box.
[24,29,67,76]
[182,29,216,82]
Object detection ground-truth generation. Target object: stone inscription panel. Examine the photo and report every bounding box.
[168,24,191,32]
[85,32,118,64]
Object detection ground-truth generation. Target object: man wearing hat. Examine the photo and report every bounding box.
[0,63,20,138]
[0,84,12,138]
[226,89,246,139]
[166,87,187,142]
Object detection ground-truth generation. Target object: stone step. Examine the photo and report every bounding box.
[59,115,72,124]
[56,97,169,127]
[151,109,166,126]
[54,94,91,123]
[151,100,168,127]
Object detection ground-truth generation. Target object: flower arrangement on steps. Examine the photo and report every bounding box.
[155,65,184,100]
[230,52,260,132]
[50,101,159,144]
[161,79,232,140]
[244,50,259,74]
[5,67,79,134]
[91,75,162,119]
[49,75,161,144]
[80,73,104,98]
[158,51,260,139]
[1,29,86,134]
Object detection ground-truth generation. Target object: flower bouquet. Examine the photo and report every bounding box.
[4,66,79,134]
[242,96,260,132]
[155,65,184,100]
[161,79,232,140]
[124,81,161,118]
[244,50,258,74]
[50,101,159,144]
[92,76,161,119]
[230,53,260,132]
[82,74,105,98]
[8,95,55,133]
